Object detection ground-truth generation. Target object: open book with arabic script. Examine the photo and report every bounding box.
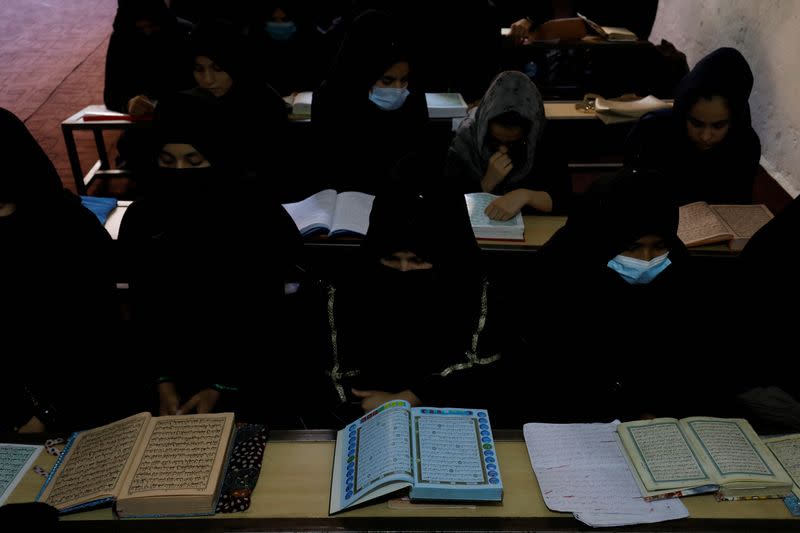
[617,417,793,501]
[36,412,235,517]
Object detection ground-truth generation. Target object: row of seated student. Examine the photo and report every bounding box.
[2,91,799,435]
[103,1,683,173]
[3,157,798,433]
[0,40,790,431]
[103,1,500,121]
[102,0,760,213]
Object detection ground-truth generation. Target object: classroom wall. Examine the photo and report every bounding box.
[651,0,800,197]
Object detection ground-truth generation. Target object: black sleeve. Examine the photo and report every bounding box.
[522,129,572,214]
[623,111,668,170]
[409,281,505,409]
[730,129,761,203]
[59,195,118,325]
[444,145,484,194]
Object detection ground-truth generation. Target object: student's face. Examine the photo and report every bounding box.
[686,95,732,151]
[620,234,668,261]
[193,56,234,97]
[158,144,211,169]
[375,61,410,89]
[380,251,433,272]
[271,7,289,22]
[0,202,17,217]
[486,123,525,154]
[134,18,161,37]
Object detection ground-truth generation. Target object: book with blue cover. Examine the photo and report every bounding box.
[329,401,502,514]
[36,412,235,517]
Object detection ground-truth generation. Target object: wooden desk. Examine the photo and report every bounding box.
[7,430,796,531]
[61,105,148,195]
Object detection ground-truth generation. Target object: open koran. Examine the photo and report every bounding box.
[677,202,773,250]
[617,417,793,501]
[36,412,235,517]
[283,189,374,238]
[465,192,525,241]
[763,433,800,500]
[330,401,502,514]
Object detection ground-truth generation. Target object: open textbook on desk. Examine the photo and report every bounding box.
[36,412,235,517]
[330,401,502,514]
[465,192,525,241]
[617,417,793,501]
[282,189,375,237]
[678,202,773,250]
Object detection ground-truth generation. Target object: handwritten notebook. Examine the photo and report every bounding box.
[36,412,235,517]
[523,422,688,527]
[330,401,502,514]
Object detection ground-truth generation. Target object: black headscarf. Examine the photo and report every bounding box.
[534,170,700,422]
[625,47,761,205]
[104,0,193,113]
[323,9,412,100]
[0,108,116,330]
[190,19,250,86]
[363,183,481,274]
[112,0,177,33]
[542,169,686,268]
[0,108,63,207]
[152,93,228,163]
[326,179,488,404]
[673,47,754,124]
[311,10,430,194]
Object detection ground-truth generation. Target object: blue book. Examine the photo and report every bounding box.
[36,412,236,518]
[329,401,503,514]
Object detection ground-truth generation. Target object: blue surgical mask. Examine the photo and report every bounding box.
[266,21,296,41]
[369,86,410,111]
[607,252,671,285]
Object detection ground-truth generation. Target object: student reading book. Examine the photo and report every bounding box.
[577,12,638,41]
[465,192,525,241]
[617,417,793,501]
[425,93,468,119]
[282,189,375,237]
[36,412,235,517]
[329,400,502,514]
[677,202,773,250]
